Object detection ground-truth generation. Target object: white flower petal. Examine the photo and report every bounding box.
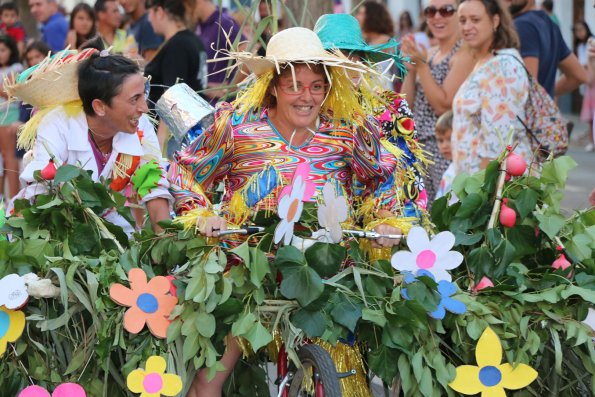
[335,197,349,222]
[283,221,295,245]
[406,227,430,254]
[278,194,291,217]
[330,223,342,243]
[0,274,28,309]
[317,204,328,228]
[322,182,335,202]
[274,220,289,244]
[437,251,464,271]
[391,251,417,272]
[582,308,595,332]
[428,231,456,256]
[426,268,452,282]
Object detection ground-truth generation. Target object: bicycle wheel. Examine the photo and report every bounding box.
[287,344,342,397]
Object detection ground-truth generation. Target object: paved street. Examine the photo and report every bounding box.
[562,115,595,212]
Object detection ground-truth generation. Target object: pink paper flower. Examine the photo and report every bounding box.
[19,383,86,397]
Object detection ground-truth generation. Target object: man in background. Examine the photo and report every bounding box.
[29,0,67,52]
[95,0,137,56]
[506,0,587,97]
[118,0,163,62]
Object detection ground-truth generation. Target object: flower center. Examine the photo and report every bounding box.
[479,365,502,387]
[416,250,437,269]
[143,372,163,393]
[287,198,300,221]
[136,293,158,314]
[0,311,9,338]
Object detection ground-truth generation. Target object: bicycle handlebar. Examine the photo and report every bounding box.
[216,226,402,240]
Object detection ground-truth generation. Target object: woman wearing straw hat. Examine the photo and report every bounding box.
[314,12,430,213]
[168,27,422,396]
[7,51,172,233]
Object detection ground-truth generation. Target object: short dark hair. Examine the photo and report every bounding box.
[542,0,554,12]
[94,0,116,13]
[435,110,453,134]
[145,0,189,21]
[0,35,20,66]
[25,40,51,57]
[361,1,394,36]
[78,53,140,115]
[0,2,18,14]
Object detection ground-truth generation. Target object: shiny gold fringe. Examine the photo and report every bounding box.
[314,339,373,397]
[234,71,274,115]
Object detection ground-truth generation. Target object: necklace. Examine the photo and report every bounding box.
[88,127,112,165]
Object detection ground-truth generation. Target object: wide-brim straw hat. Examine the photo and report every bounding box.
[5,48,97,108]
[223,27,372,76]
[314,14,408,75]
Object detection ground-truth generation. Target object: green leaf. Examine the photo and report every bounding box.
[536,213,565,239]
[362,308,387,327]
[36,197,63,209]
[456,193,483,218]
[243,321,272,351]
[279,263,324,307]
[560,285,595,304]
[515,189,538,218]
[467,246,494,278]
[230,241,250,266]
[368,345,399,384]
[247,247,270,287]
[304,242,346,277]
[550,329,563,375]
[54,164,81,183]
[275,245,306,267]
[183,333,200,362]
[330,299,362,332]
[196,312,216,338]
[167,318,183,343]
[540,156,577,187]
[566,233,592,261]
[291,309,327,337]
[63,349,86,375]
[419,366,433,397]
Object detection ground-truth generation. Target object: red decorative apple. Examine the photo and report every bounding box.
[499,198,516,228]
[506,152,527,176]
[40,159,57,180]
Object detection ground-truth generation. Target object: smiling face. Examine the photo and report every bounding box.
[98,74,148,135]
[458,0,499,52]
[269,64,327,135]
[427,0,459,41]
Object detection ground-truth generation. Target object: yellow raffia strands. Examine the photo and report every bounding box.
[314,339,373,397]
[321,67,366,126]
[234,70,274,115]
[228,191,251,226]
[17,100,83,151]
[112,154,134,179]
[173,207,215,233]
[380,138,405,161]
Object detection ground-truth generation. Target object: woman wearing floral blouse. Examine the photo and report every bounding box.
[453,0,531,174]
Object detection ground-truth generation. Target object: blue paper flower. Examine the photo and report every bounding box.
[402,270,466,320]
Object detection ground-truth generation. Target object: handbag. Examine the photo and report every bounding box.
[495,51,568,161]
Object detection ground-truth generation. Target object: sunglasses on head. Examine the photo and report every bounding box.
[424,4,457,18]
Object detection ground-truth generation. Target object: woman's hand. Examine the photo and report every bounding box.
[400,34,428,72]
[196,215,227,237]
[370,224,402,248]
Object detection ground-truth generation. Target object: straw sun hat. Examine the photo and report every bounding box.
[226,27,372,76]
[5,48,97,108]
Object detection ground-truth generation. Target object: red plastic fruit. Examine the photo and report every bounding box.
[506,152,527,176]
[499,198,516,228]
[40,159,57,180]
[552,253,571,271]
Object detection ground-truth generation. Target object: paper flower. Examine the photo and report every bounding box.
[0,274,29,309]
[274,164,315,245]
[127,356,183,397]
[402,270,466,320]
[0,306,25,356]
[109,268,177,338]
[131,160,163,199]
[317,182,348,243]
[449,327,538,396]
[582,308,595,332]
[473,276,494,293]
[19,383,86,397]
[391,226,463,282]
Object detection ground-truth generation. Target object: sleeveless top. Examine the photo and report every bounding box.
[413,41,461,142]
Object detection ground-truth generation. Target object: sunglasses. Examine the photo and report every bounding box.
[424,5,457,18]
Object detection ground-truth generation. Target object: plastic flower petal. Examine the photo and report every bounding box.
[0,274,29,309]
[317,182,348,243]
[449,327,538,396]
[127,356,183,397]
[274,174,306,245]
[109,268,178,338]
[51,383,87,397]
[401,270,466,320]
[0,306,25,356]
[18,386,51,397]
[391,226,463,282]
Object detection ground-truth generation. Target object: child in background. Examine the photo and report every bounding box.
[0,3,25,56]
[435,110,457,202]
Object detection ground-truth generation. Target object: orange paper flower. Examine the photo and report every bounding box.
[109,268,177,338]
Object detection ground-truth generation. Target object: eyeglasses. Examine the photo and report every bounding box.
[276,82,329,96]
[424,5,457,18]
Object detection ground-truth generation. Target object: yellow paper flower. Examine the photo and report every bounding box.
[127,356,183,397]
[0,306,26,356]
[449,327,537,397]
